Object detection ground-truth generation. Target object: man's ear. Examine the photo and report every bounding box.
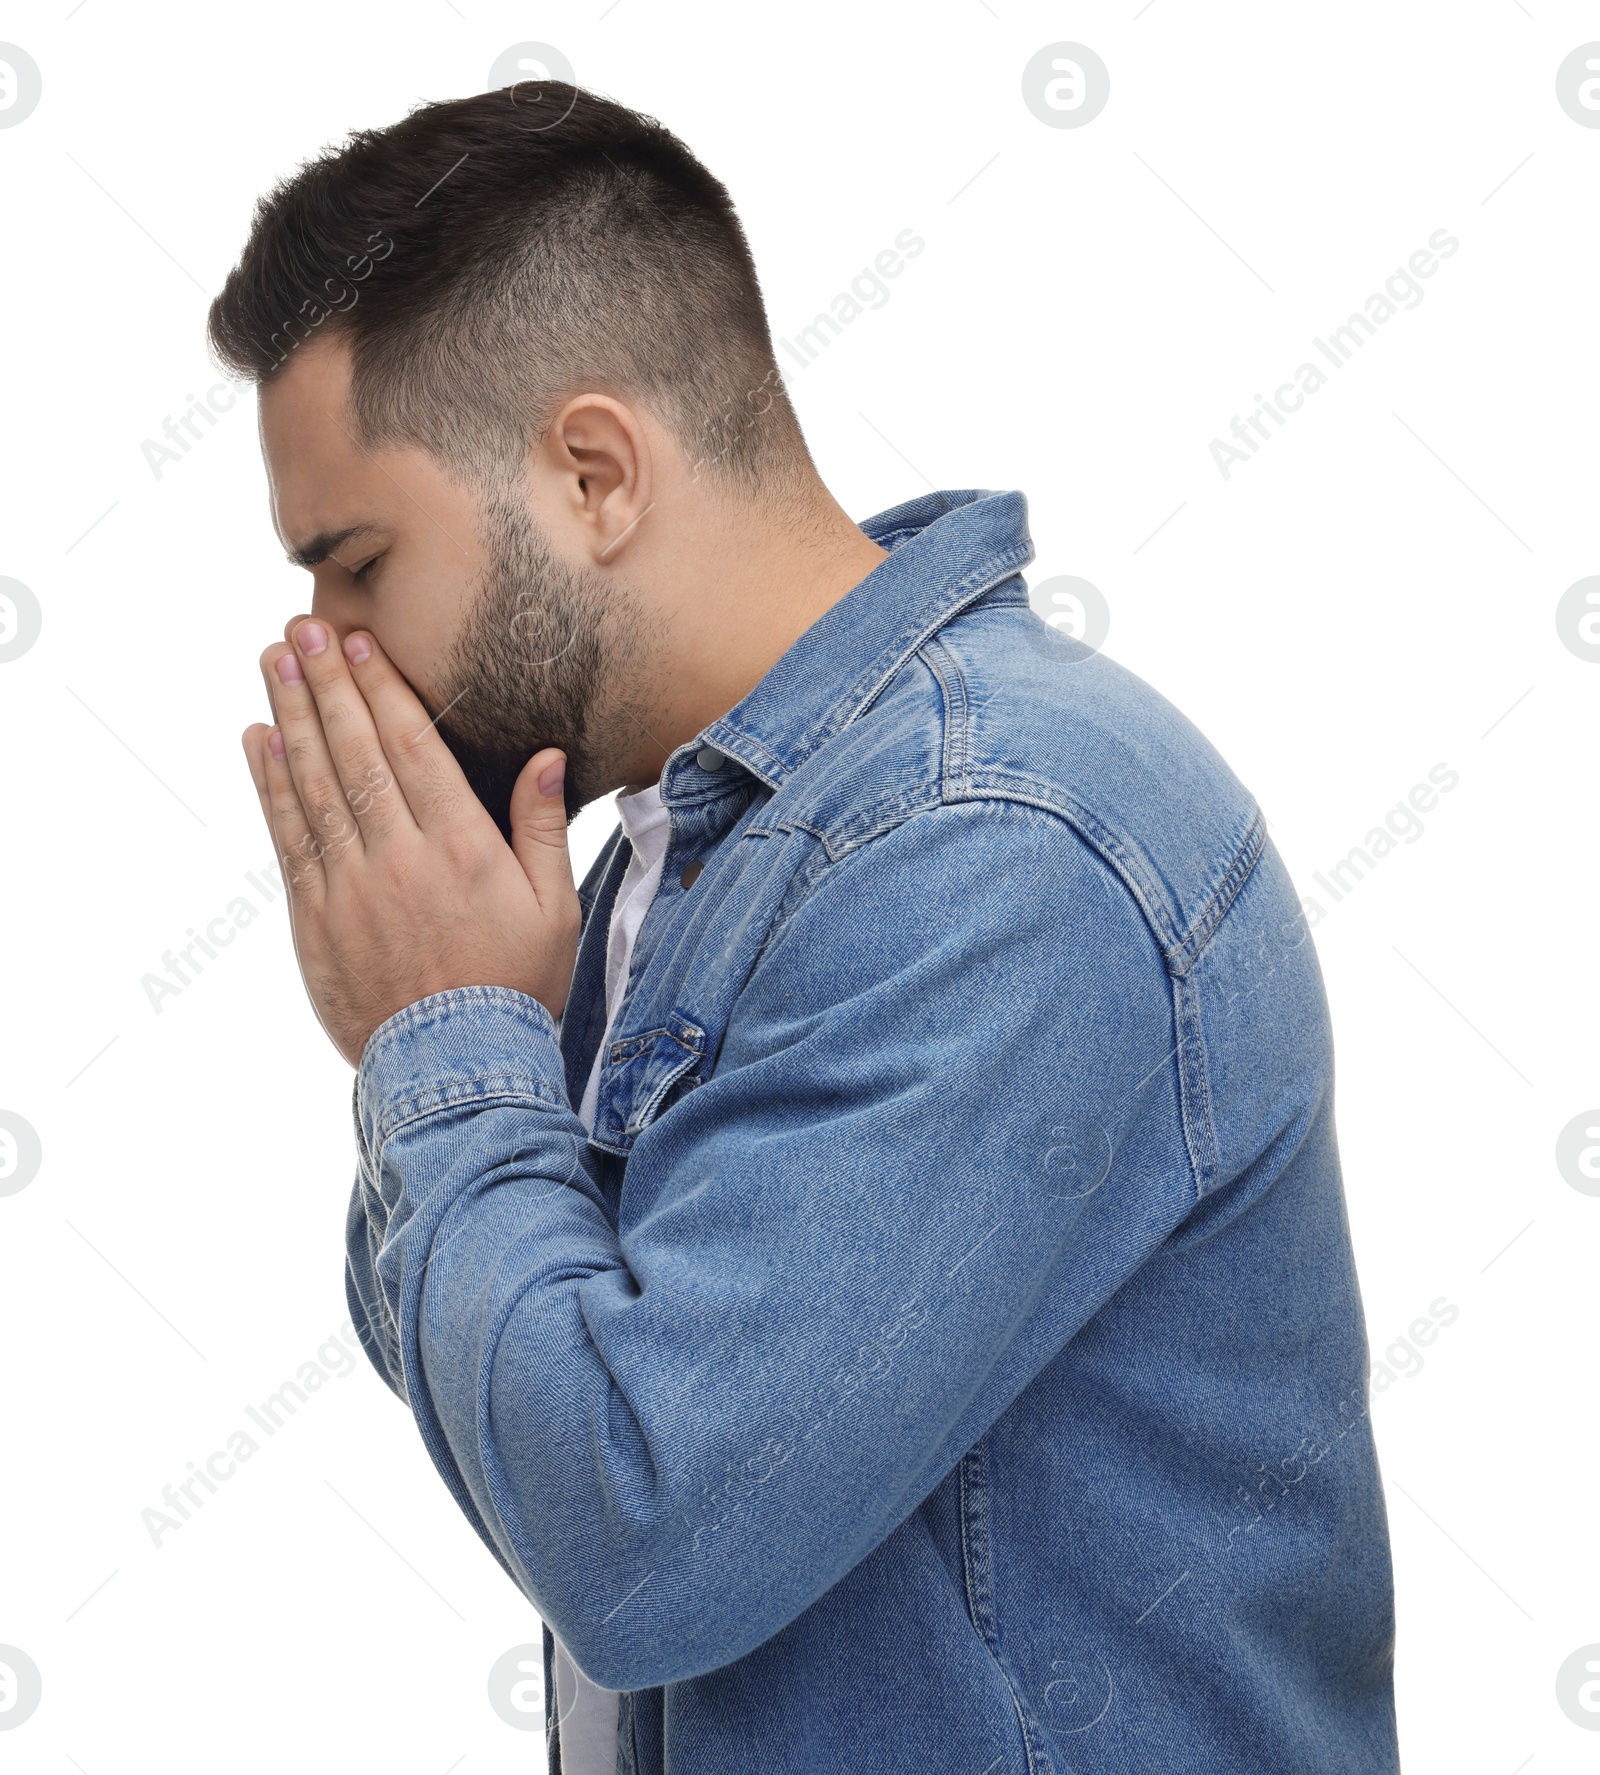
[536,392,655,566]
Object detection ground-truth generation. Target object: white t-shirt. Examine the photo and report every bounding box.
[554,777,673,1774]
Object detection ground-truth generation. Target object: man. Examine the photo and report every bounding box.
[215,83,1400,1774]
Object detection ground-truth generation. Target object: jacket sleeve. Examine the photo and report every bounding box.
[341,799,1196,1689]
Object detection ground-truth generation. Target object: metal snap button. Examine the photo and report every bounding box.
[680,860,704,888]
[695,745,726,772]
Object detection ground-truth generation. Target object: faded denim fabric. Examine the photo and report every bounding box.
[344,488,1400,1774]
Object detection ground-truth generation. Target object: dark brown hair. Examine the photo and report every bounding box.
[207,83,811,494]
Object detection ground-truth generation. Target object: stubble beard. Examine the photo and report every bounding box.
[427,485,667,838]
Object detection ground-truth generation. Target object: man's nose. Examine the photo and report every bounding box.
[282,593,355,647]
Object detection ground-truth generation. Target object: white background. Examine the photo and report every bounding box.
[0,2,1594,1769]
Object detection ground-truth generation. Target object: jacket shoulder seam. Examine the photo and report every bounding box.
[920,631,1268,976]
[1169,807,1269,975]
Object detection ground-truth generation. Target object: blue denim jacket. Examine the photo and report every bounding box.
[344,488,1400,1774]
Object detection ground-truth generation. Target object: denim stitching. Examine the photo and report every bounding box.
[544,1625,562,1774]
[362,983,560,1070]
[1168,806,1269,976]
[837,549,1033,750]
[371,1082,567,1149]
[1172,972,1219,1198]
[717,544,1034,794]
[959,1434,1055,1775]
[922,633,972,798]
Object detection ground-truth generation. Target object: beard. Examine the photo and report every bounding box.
[422,483,661,840]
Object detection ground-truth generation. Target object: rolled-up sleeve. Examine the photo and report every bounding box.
[342,800,1193,1690]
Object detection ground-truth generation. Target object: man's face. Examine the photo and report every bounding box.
[257,332,660,830]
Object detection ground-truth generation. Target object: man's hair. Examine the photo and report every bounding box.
[207,84,812,496]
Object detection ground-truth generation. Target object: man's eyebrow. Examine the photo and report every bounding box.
[285,522,384,570]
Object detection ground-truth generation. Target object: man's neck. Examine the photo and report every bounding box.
[611,490,889,790]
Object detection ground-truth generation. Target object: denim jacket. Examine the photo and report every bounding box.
[344,488,1400,1774]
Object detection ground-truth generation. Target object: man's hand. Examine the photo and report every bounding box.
[241,619,581,1067]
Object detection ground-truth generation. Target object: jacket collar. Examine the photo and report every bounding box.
[659,488,1035,802]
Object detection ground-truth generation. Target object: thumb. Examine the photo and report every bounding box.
[509,748,576,905]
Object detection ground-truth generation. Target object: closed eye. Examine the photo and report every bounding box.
[350,556,382,583]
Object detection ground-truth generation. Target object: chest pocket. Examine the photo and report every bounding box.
[589,1011,708,1155]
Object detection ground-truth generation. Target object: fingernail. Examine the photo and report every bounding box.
[268,727,285,760]
[344,632,371,665]
[539,756,566,798]
[297,621,327,655]
[276,652,304,686]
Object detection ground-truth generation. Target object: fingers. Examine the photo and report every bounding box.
[261,639,363,861]
[241,722,272,824]
[508,747,573,873]
[257,718,326,902]
[287,619,416,843]
[264,620,411,849]
[339,629,479,832]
